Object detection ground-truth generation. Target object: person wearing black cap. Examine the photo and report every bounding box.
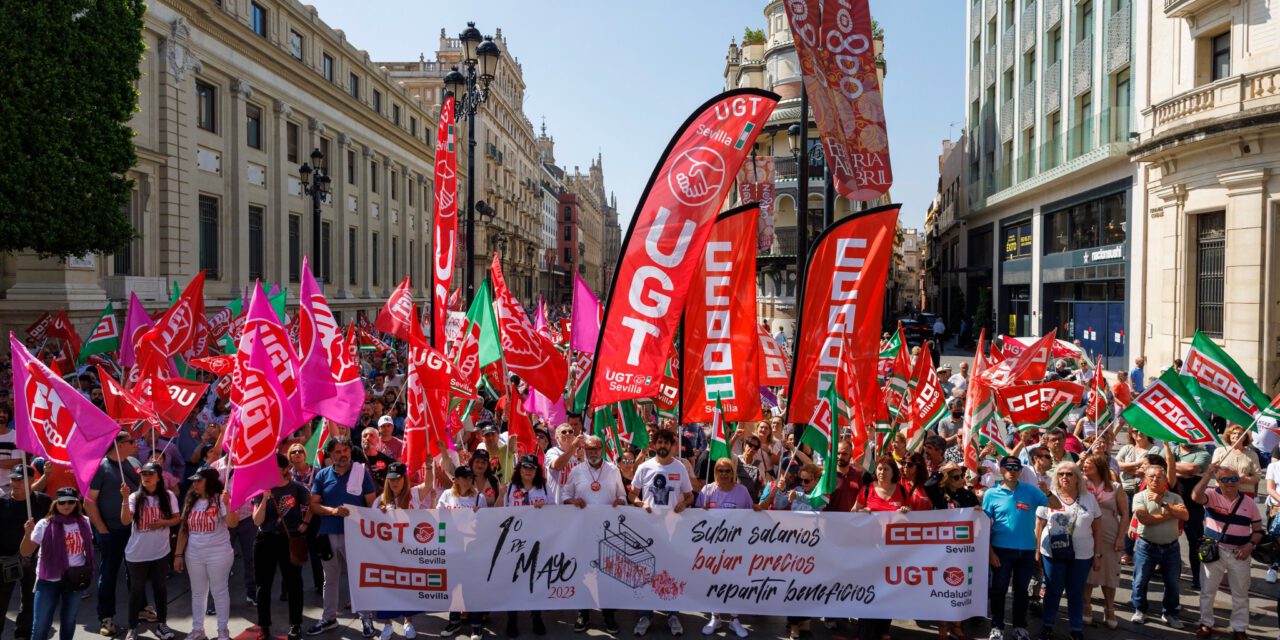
[372,462,418,640]
[0,465,50,639]
[251,454,311,640]
[982,456,1049,640]
[21,487,94,640]
[120,462,180,640]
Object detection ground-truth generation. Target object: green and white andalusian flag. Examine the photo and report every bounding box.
[1122,368,1221,446]
[709,397,733,462]
[593,401,649,462]
[1181,331,1269,428]
[879,328,903,360]
[805,381,841,509]
[78,302,120,363]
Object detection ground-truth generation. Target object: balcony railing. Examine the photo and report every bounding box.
[1022,1,1038,53]
[1106,6,1132,74]
[1000,99,1015,142]
[985,0,997,21]
[1044,60,1062,114]
[1002,25,1017,70]
[1071,34,1093,96]
[985,46,997,86]
[771,226,798,257]
[772,155,827,182]
[1021,81,1037,130]
[1150,65,1280,133]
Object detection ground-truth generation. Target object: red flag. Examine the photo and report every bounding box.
[207,306,235,343]
[961,330,991,473]
[190,354,236,377]
[980,330,1057,388]
[47,310,82,361]
[358,327,394,355]
[784,0,892,201]
[374,276,415,342]
[143,272,206,359]
[994,381,1087,433]
[1085,356,1112,424]
[681,204,761,423]
[97,366,162,429]
[144,377,209,429]
[901,341,947,451]
[508,383,537,459]
[25,312,52,342]
[431,96,458,350]
[402,347,428,475]
[757,324,790,388]
[785,205,900,432]
[488,255,568,401]
[591,89,778,406]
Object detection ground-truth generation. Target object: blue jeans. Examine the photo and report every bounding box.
[1131,538,1181,615]
[95,528,130,619]
[990,547,1036,630]
[1042,557,1093,632]
[32,578,83,640]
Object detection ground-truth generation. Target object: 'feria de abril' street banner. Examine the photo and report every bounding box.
[784,0,892,201]
[682,204,762,423]
[344,505,989,619]
[590,89,778,407]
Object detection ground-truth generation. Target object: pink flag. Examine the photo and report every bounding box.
[299,258,363,426]
[10,333,121,496]
[570,273,601,354]
[227,329,295,509]
[238,282,309,432]
[119,293,153,369]
[525,302,567,424]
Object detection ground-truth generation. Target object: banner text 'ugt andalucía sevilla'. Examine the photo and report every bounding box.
[786,205,899,432]
[682,205,762,423]
[591,89,778,406]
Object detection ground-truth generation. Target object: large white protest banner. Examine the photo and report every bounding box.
[343,505,989,619]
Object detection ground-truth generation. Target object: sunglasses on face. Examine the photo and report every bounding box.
[800,477,815,484]
[1219,475,1240,483]
[620,458,636,464]
[1057,472,1076,477]
[715,469,734,475]
[948,473,963,481]
[56,499,77,506]
[139,471,156,476]
[903,462,917,468]
[745,442,760,449]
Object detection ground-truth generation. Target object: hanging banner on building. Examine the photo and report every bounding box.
[736,157,777,253]
[783,0,893,201]
[432,96,458,349]
[682,205,762,423]
[786,205,899,433]
[344,505,988,619]
[591,89,778,407]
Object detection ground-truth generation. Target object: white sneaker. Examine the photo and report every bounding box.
[1269,567,1278,584]
[381,623,394,640]
[405,622,417,639]
[668,616,684,637]
[1010,628,1030,640]
[1131,611,1146,625]
[702,615,721,635]
[1163,613,1184,630]
[987,629,1003,640]
[634,617,652,637]
[727,619,748,638]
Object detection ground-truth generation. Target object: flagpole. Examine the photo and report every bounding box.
[112,440,127,480]
[18,450,31,520]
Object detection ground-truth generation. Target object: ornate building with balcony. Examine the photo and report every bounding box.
[963,0,1137,370]
[1129,0,1280,391]
[723,0,889,342]
[0,0,447,336]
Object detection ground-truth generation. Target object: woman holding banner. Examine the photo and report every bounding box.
[469,450,504,508]
[503,454,549,637]
[854,457,914,640]
[436,465,486,639]
[698,458,752,638]
[373,462,419,640]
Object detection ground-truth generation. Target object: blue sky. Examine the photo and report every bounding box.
[305,1,965,230]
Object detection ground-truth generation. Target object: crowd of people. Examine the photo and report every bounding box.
[0,336,1277,640]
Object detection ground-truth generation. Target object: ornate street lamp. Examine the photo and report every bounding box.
[298,147,331,284]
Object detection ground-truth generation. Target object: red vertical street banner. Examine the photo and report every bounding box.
[590,89,778,406]
[432,96,457,349]
[681,205,762,423]
[785,204,900,431]
[757,325,790,388]
[783,0,893,201]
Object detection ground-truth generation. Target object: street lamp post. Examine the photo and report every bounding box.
[443,22,501,307]
[298,148,332,286]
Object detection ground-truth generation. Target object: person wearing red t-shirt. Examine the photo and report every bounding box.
[826,441,870,513]
[854,457,912,640]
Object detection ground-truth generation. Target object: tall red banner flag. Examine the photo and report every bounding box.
[432,96,457,349]
[590,89,778,406]
[489,255,568,401]
[681,205,762,423]
[785,204,900,429]
[784,0,892,201]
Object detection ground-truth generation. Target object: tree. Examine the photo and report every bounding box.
[742,27,766,45]
[0,0,145,259]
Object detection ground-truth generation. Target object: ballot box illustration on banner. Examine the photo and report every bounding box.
[593,515,656,589]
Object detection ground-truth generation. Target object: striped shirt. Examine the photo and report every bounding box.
[1204,488,1261,547]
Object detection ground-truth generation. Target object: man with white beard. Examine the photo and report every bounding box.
[562,436,626,634]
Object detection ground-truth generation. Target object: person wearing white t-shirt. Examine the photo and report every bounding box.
[1264,457,1280,582]
[22,487,93,640]
[628,428,694,638]
[545,425,582,505]
[120,463,180,640]
[174,467,237,640]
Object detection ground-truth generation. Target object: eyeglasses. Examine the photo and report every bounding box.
[745,442,760,449]
[289,450,305,456]
[715,469,734,475]
[1057,472,1076,477]
[1219,475,1240,483]
[799,477,815,484]
[519,463,537,470]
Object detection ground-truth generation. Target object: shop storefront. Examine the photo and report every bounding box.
[1039,182,1130,370]
[999,218,1032,337]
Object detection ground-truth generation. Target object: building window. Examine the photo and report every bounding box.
[370,161,379,193]
[198,195,220,279]
[319,137,330,166]
[348,227,358,285]
[373,90,382,114]
[372,232,380,287]
[288,214,301,283]
[1072,91,1092,158]
[407,175,414,206]
[1048,27,1062,64]
[1076,0,1093,42]
[248,206,265,282]
[349,73,360,99]
[563,247,572,264]
[1195,212,1225,338]
[563,226,572,241]
[322,53,334,81]
[347,149,356,185]
[246,103,262,150]
[410,116,418,137]
[287,122,299,163]
[1111,69,1131,142]
[1211,32,1231,81]
[113,193,139,276]
[288,30,303,59]
[196,80,217,132]
[321,221,332,284]
[392,237,399,279]
[392,104,401,126]
[563,206,572,222]
[391,171,399,200]
[251,2,267,38]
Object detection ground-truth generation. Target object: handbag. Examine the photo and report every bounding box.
[59,563,92,592]
[1048,504,1079,562]
[1199,493,1245,564]
[274,495,308,567]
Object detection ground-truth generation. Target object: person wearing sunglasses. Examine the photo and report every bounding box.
[1191,462,1263,640]
[436,466,486,639]
[1033,461,1102,640]
[697,459,751,638]
[22,487,93,640]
